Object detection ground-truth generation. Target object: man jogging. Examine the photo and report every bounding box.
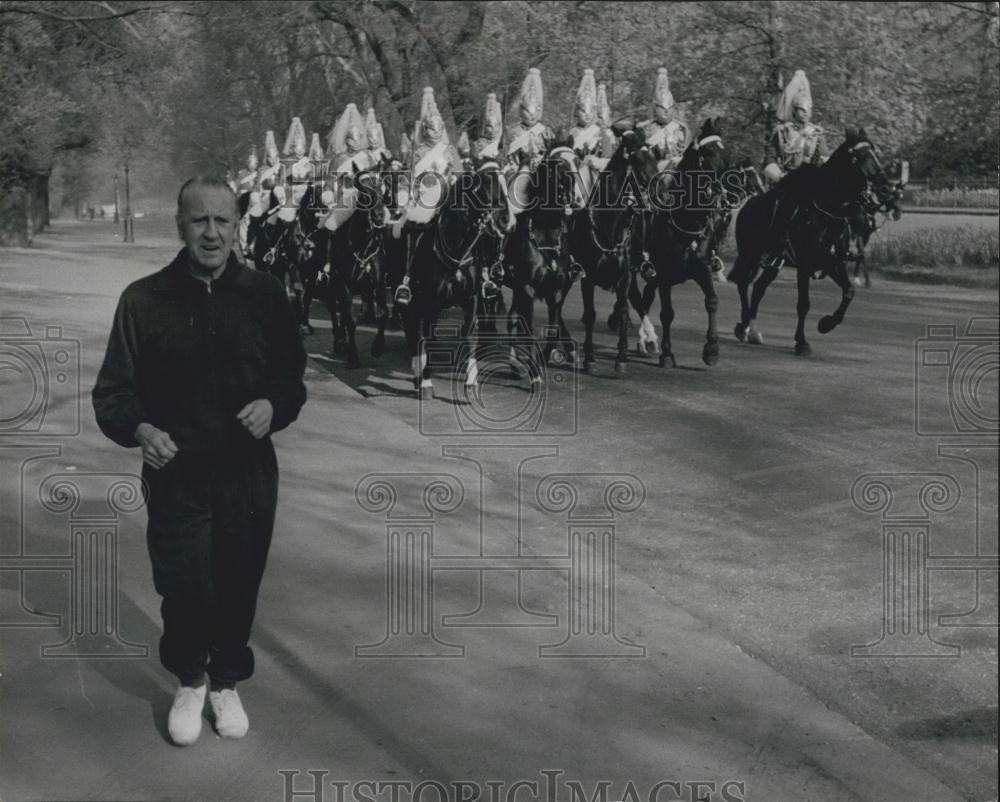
[93,176,307,746]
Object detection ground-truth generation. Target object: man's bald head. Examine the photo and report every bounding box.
[176,176,239,219]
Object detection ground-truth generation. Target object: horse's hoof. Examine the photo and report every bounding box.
[371,340,385,359]
[795,340,812,356]
[747,328,764,345]
[606,313,619,331]
[299,323,314,336]
[636,342,647,357]
[734,322,748,342]
[852,277,863,287]
[347,354,362,369]
[333,340,348,356]
[583,358,594,374]
[659,352,676,368]
[419,385,434,400]
[614,360,627,375]
[702,342,720,366]
[817,315,836,334]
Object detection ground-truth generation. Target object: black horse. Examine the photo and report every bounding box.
[307,169,391,367]
[568,129,660,374]
[402,163,512,399]
[248,192,307,321]
[635,118,731,367]
[504,145,583,368]
[729,128,899,355]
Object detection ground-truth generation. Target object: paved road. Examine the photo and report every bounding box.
[1,218,996,802]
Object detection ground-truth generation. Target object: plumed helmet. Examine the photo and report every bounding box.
[308,132,324,162]
[456,130,471,158]
[652,67,675,123]
[518,67,544,126]
[365,107,387,152]
[283,116,308,158]
[400,132,412,162]
[419,86,449,146]
[596,82,612,129]
[481,92,502,141]
[776,70,812,123]
[329,103,368,156]
[574,69,597,127]
[263,130,280,166]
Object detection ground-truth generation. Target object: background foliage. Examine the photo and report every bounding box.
[1,0,997,241]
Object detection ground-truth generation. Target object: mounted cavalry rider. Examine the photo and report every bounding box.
[280,116,311,221]
[763,70,827,186]
[322,103,377,234]
[506,67,554,216]
[472,92,504,166]
[365,106,392,169]
[392,86,460,305]
[639,67,690,171]
[569,69,603,202]
[246,131,282,220]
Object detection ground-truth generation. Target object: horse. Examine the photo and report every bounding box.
[503,145,583,367]
[633,118,732,367]
[402,161,512,399]
[308,168,391,368]
[728,127,899,355]
[567,128,661,374]
[247,189,307,320]
[622,157,764,356]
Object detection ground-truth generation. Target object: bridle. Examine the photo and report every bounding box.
[664,134,728,239]
[433,163,509,274]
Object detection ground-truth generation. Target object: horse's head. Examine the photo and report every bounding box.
[829,128,897,213]
[466,159,512,235]
[535,145,582,216]
[354,167,388,230]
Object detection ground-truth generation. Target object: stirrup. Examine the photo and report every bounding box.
[640,261,657,281]
[394,284,412,306]
[316,270,330,288]
[481,279,499,301]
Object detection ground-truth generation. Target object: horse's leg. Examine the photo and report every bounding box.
[371,268,388,359]
[657,281,676,368]
[746,262,780,345]
[639,279,659,356]
[580,274,597,372]
[690,255,720,366]
[462,298,480,395]
[556,290,576,364]
[627,274,654,356]
[732,254,754,341]
[338,278,362,369]
[794,266,812,356]
[817,260,856,336]
[417,314,434,399]
[510,285,534,378]
[614,268,631,374]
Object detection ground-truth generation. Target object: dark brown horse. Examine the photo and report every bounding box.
[729,128,899,355]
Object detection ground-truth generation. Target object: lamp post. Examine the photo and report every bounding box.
[123,162,134,243]
[113,174,120,223]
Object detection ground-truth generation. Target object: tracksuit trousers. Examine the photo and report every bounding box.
[142,441,279,686]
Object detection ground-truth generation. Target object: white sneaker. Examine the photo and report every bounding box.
[168,684,206,746]
[209,688,249,739]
